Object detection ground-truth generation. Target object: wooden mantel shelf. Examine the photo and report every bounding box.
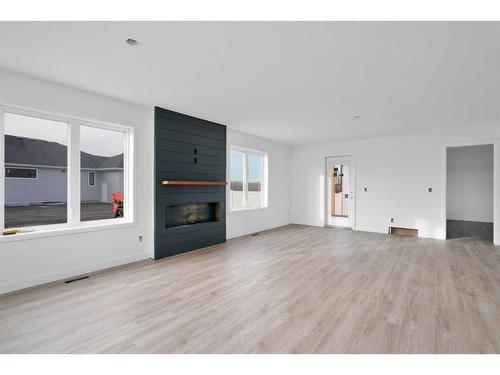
[160,180,227,186]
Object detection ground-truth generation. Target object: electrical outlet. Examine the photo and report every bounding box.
[390,218,394,223]
[364,187,367,192]
[139,235,143,242]
[428,187,432,193]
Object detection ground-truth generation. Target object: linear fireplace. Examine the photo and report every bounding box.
[166,202,220,228]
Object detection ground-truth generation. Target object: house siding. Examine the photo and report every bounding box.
[5,166,67,205]
[81,170,100,202]
[5,165,123,205]
[97,170,124,203]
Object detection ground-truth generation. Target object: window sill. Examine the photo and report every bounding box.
[0,220,136,243]
[230,206,269,213]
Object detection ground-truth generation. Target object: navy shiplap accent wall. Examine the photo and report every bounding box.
[154,107,227,259]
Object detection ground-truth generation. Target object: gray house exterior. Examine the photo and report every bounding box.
[5,135,123,206]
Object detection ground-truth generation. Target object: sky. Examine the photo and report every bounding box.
[4,112,124,157]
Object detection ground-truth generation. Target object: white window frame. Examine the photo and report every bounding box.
[229,146,268,211]
[0,104,134,239]
[5,167,38,179]
[88,171,96,187]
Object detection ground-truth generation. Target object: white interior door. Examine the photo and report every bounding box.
[101,182,108,203]
[326,156,355,228]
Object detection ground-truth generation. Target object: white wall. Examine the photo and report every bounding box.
[0,69,294,293]
[226,129,292,239]
[0,68,155,294]
[291,123,500,244]
[7,64,496,294]
[447,144,494,222]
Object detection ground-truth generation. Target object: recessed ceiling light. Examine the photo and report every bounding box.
[353,115,361,119]
[126,38,139,46]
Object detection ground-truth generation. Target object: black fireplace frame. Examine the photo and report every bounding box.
[154,107,227,259]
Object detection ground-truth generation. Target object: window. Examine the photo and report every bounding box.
[6,168,38,179]
[88,171,95,186]
[247,153,263,208]
[230,147,267,210]
[3,112,68,229]
[1,106,133,234]
[80,125,125,222]
[230,150,245,209]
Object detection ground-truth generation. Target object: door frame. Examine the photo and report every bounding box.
[442,140,499,244]
[324,154,356,229]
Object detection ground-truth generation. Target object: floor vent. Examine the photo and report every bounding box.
[389,227,418,237]
[65,275,90,284]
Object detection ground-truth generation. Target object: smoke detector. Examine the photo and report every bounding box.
[126,38,139,46]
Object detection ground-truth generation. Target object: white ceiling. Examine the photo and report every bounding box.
[0,22,498,145]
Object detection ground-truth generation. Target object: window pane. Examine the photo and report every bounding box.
[88,172,95,186]
[230,150,244,209]
[4,112,68,228]
[332,164,350,217]
[6,168,37,178]
[247,153,262,208]
[80,126,125,221]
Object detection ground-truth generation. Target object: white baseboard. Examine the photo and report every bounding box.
[226,221,291,240]
[0,252,150,295]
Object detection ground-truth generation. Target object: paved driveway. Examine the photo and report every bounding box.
[5,202,115,228]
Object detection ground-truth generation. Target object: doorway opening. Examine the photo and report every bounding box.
[446,144,494,241]
[325,155,355,228]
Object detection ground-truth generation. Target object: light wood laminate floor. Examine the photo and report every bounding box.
[1,224,500,353]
